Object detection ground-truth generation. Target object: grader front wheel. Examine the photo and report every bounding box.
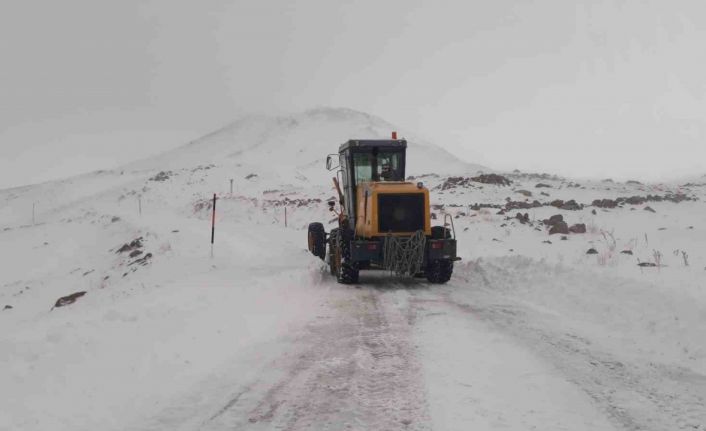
[307,222,326,261]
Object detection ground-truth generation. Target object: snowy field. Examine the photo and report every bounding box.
[1,108,705,430]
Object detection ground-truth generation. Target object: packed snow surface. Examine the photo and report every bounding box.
[1,108,705,430]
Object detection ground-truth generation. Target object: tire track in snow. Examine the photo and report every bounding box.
[202,287,431,431]
[445,260,706,431]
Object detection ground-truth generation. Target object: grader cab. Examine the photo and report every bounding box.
[307,135,459,284]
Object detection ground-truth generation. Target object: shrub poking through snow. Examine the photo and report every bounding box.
[263,197,322,208]
[149,171,172,182]
[602,231,617,253]
[193,199,214,213]
[653,250,663,267]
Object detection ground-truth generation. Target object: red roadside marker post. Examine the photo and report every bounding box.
[211,193,217,257]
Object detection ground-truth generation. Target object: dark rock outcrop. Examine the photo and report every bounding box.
[593,199,618,209]
[471,174,511,186]
[549,221,569,235]
[543,214,564,226]
[116,237,143,254]
[53,291,86,309]
[569,223,586,234]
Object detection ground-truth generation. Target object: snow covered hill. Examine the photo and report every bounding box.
[1,108,705,431]
[129,107,485,184]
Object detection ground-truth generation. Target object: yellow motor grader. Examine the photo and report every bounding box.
[307,135,459,284]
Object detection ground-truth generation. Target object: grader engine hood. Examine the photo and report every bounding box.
[355,182,431,238]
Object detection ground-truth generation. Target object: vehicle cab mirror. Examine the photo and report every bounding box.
[326,154,339,171]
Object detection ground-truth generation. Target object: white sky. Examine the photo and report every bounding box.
[1,0,705,188]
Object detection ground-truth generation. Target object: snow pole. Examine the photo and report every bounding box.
[211,193,216,257]
[284,206,287,227]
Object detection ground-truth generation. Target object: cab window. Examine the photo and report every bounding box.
[377,152,402,181]
[353,153,373,183]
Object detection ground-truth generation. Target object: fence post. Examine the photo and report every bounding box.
[211,193,217,257]
[284,206,287,227]
[230,179,234,194]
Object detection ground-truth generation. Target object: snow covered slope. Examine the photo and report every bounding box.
[128,107,485,184]
[1,108,705,431]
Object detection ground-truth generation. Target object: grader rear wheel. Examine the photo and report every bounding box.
[328,228,340,276]
[329,228,359,284]
[426,259,453,284]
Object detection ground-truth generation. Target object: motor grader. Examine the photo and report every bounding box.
[307,134,459,284]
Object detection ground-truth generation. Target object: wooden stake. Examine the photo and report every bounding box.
[210,193,217,258]
[211,193,217,243]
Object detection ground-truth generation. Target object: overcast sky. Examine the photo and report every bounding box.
[1,0,705,188]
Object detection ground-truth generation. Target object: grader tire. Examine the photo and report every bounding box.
[330,228,359,284]
[426,259,453,284]
[307,222,326,260]
[328,228,339,275]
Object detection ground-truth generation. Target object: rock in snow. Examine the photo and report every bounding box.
[53,291,87,309]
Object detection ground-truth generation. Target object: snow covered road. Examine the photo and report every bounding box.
[131,258,705,431]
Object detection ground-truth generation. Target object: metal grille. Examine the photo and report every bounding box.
[382,231,426,276]
[378,194,425,233]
